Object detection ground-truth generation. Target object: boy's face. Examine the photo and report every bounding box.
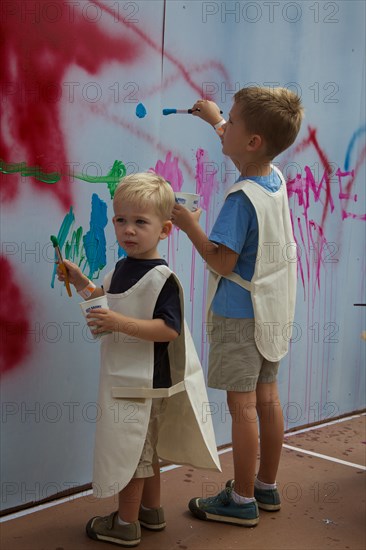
[113,201,172,260]
[221,101,256,165]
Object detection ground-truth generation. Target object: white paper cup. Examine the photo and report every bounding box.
[175,192,200,211]
[79,295,112,339]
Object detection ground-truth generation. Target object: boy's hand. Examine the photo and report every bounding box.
[171,203,201,233]
[87,309,126,335]
[191,99,223,126]
[56,259,89,291]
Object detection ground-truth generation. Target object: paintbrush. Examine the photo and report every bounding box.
[162,108,223,115]
[50,235,72,297]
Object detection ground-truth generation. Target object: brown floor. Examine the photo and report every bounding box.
[1,415,365,550]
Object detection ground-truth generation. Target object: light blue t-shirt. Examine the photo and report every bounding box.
[209,169,282,318]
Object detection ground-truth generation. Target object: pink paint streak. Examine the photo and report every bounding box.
[284,125,365,299]
[195,148,220,211]
[194,149,220,361]
[153,152,184,192]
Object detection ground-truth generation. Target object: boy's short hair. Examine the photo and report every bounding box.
[114,172,175,220]
[234,87,304,158]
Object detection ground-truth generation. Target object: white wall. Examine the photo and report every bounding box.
[1,0,365,511]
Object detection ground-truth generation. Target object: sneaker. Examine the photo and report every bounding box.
[138,506,166,531]
[86,511,141,547]
[226,479,281,511]
[188,487,259,527]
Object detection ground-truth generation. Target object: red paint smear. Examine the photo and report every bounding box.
[0,257,32,374]
[140,61,230,101]
[94,1,229,98]
[0,0,141,209]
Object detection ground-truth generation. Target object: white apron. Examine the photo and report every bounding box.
[206,166,297,362]
[93,265,221,498]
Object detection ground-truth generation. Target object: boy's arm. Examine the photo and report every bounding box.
[87,310,179,342]
[172,206,239,276]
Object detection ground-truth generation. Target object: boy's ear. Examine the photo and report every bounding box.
[160,220,173,240]
[247,134,263,151]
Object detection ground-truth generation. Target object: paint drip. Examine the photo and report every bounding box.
[136,103,147,118]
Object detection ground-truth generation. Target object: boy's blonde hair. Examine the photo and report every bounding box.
[114,172,175,221]
[234,87,304,158]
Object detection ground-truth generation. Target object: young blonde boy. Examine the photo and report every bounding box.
[172,87,304,526]
[57,172,220,545]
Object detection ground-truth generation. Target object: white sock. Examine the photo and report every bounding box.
[255,477,277,490]
[140,504,152,511]
[231,489,255,505]
[117,515,131,526]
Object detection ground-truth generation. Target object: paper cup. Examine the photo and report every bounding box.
[175,192,200,211]
[79,295,112,340]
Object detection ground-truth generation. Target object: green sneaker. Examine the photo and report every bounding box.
[86,511,141,547]
[188,487,259,527]
[138,506,166,531]
[226,479,281,511]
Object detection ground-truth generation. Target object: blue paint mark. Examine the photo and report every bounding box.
[83,194,108,279]
[136,103,147,118]
[344,124,366,171]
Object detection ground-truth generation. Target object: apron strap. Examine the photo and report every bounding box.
[111,380,186,400]
[223,271,253,292]
[208,266,253,292]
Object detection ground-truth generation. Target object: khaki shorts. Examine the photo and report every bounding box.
[133,398,167,478]
[207,314,280,392]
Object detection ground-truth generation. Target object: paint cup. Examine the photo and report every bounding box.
[79,295,112,340]
[175,192,200,211]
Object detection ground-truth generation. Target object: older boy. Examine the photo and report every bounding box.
[172,87,304,526]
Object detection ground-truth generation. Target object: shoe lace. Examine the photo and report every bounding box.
[204,488,232,506]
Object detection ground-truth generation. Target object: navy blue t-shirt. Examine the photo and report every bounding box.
[108,257,181,388]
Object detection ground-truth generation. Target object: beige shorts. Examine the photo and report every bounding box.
[133,398,167,478]
[207,314,280,392]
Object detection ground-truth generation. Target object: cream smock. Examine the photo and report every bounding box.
[206,165,297,362]
[93,264,221,498]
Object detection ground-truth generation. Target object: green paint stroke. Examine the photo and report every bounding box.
[0,159,126,197]
[50,208,89,288]
[0,159,61,184]
[65,225,86,266]
[73,160,126,198]
[57,207,89,269]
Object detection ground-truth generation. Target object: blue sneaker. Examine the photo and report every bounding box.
[226,479,281,511]
[188,487,259,527]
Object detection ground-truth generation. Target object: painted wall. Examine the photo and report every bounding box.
[1,0,365,511]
